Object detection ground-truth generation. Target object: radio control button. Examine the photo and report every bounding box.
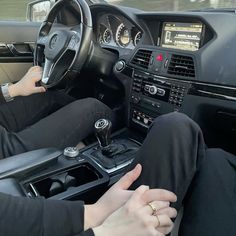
[144,118,149,125]
[144,85,150,91]
[149,86,158,95]
[157,88,165,96]
[132,96,141,104]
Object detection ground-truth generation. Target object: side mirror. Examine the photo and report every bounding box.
[27,0,55,22]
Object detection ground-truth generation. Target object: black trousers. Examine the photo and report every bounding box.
[0,92,115,158]
[131,112,236,236]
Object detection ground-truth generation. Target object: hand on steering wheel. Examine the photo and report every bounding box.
[9,66,46,98]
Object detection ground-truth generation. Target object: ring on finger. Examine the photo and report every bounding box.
[148,202,158,216]
[155,215,161,227]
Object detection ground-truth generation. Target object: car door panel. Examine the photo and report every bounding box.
[0,63,33,84]
[0,22,40,83]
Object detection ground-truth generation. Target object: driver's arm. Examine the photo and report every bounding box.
[0,66,46,104]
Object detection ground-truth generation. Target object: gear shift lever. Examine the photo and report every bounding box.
[94,119,112,149]
[91,119,139,167]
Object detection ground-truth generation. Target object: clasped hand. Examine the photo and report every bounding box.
[85,164,177,236]
[8,66,46,98]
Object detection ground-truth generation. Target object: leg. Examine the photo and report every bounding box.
[0,91,74,132]
[179,148,236,236]
[130,112,206,210]
[0,98,115,158]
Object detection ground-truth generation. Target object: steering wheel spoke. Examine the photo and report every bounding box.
[37,35,49,47]
[67,33,81,51]
[41,59,53,84]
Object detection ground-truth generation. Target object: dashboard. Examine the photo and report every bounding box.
[90,4,236,154]
[91,6,236,87]
[96,13,143,50]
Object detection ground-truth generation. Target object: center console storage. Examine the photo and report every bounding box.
[0,125,141,202]
[27,163,105,199]
[22,155,110,200]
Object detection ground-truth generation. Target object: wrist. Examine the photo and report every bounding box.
[84,204,101,231]
[8,83,19,98]
[93,225,108,236]
[1,83,16,102]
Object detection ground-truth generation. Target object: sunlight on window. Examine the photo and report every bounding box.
[105,0,236,11]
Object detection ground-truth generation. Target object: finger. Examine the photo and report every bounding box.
[33,86,46,94]
[157,225,174,235]
[135,185,149,195]
[125,185,149,210]
[156,230,165,236]
[142,215,160,229]
[138,206,172,228]
[143,189,177,203]
[32,72,43,82]
[138,210,163,229]
[156,231,165,236]
[136,209,166,236]
[145,201,170,215]
[148,227,164,236]
[113,164,142,190]
[29,66,42,72]
[145,214,172,230]
[157,207,177,219]
[156,214,173,227]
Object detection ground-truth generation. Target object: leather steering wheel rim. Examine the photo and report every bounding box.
[34,0,93,88]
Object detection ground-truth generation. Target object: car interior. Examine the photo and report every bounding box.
[0,0,236,234]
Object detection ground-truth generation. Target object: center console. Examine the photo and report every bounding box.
[0,123,140,202]
[130,69,191,130]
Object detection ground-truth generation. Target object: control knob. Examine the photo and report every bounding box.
[149,85,158,95]
[115,60,125,72]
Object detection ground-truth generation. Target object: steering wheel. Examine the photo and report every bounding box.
[34,0,93,88]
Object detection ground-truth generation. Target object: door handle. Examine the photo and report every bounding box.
[0,43,13,57]
[7,43,33,56]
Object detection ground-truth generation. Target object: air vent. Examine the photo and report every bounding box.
[168,54,195,78]
[131,49,152,69]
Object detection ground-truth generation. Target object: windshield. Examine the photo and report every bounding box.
[93,0,236,11]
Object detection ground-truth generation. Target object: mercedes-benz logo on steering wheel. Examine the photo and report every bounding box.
[50,35,58,49]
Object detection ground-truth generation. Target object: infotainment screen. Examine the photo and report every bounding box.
[161,22,203,51]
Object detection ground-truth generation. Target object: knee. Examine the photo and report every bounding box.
[83,97,103,107]
[84,97,115,120]
[156,111,190,124]
[197,148,234,182]
[151,112,197,133]
[204,149,231,169]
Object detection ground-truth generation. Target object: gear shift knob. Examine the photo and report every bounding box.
[95,119,112,148]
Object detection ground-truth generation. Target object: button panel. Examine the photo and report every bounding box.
[131,71,190,109]
[132,73,143,92]
[132,110,154,128]
[168,84,188,107]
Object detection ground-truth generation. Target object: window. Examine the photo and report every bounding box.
[0,0,54,22]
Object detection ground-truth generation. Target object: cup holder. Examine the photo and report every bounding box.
[30,163,103,198]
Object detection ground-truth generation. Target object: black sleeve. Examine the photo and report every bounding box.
[77,229,95,236]
[0,192,93,236]
[0,89,6,104]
